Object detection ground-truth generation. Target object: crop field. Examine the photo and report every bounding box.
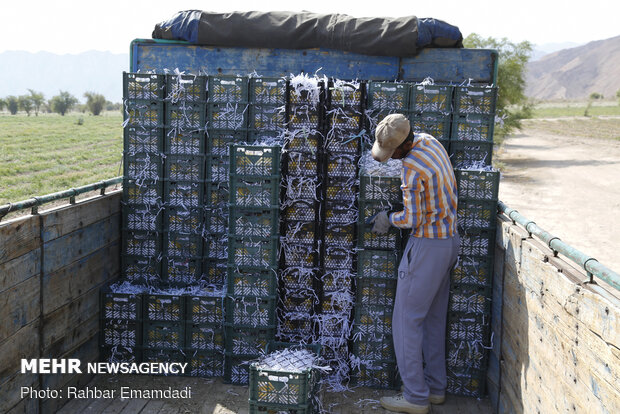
[532,100,620,118]
[0,112,123,204]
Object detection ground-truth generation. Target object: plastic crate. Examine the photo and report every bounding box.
[163,256,203,286]
[166,74,207,103]
[230,176,280,208]
[123,178,162,206]
[186,293,225,325]
[279,267,316,292]
[228,267,278,297]
[326,153,358,179]
[281,291,315,314]
[447,338,489,370]
[324,131,361,154]
[323,245,355,270]
[325,204,358,225]
[165,180,203,209]
[314,314,350,339]
[164,231,203,258]
[285,151,318,177]
[166,129,206,156]
[454,86,497,116]
[226,295,277,327]
[353,305,393,339]
[100,320,142,348]
[225,326,275,355]
[230,145,281,178]
[124,152,163,182]
[142,348,186,367]
[204,234,229,261]
[122,230,161,258]
[249,345,321,407]
[281,242,317,268]
[287,106,321,130]
[330,81,363,107]
[122,255,161,284]
[185,324,225,352]
[451,255,494,287]
[350,359,399,389]
[205,181,229,208]
[144,293,185,322]
[250,78,287,104]
[282,200,317,223]
[208,103,248,130]
[164,207,203,235]
[409,84,453,114]
[203,260,227,288]
[207,155,230,183]
[123,72,165,102]
[143,322,185,349]
[125,126,164,154]
[277,314,315,341]
[409,113,452,141]
[458,228,496,257]
[209,75,248,103]
[367,82,409,113]
[446,366,486,397]
[356,277,397,307]
[358,203,402,250]
[320,295,353,315]
[325,178,358,205]
[457,199,497,231]
[454,169,500,201]
[323,223,355,248]
[224,353,257,385]
[100,287,143,321]
[100,345,141,364]
[282,221,316,245]
[249,105,286,133]
[359,174,402,204]
[123,204,162,232]
[186,349,225,377]
[207,129,247,156]
[357,250,399,279]
[452,114,495,142]
[204,207,228,235]
[320,270,353,293]
[124,101,164,129]
[165,154,205,182]
[449,285,492,315]
[327,107,362,131]
[282,176,319,201]
[449,141,493,168]
[351,337,394,361]
[228,236,278,268]
[447,312,490,343]
[167,103,206,132]
[284,131,320,152]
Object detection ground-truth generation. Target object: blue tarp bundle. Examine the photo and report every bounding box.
[152,11,462,57]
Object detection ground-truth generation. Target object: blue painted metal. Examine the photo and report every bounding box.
[498,201,620,291]
[131,39,497,84]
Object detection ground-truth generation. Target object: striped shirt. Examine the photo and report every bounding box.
[389,133,458,238]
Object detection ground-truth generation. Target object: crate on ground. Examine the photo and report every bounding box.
[449,141,493,168]
[123,178,163,206]
[143,322,185,349]
[356,277,397,307]
[123,204,163,232]
[447,312,490,343]
[122,230,161,258]
[166,129,206,155]
[100,286,143,321]
[142,348,186,367]
[447,338,489,370]
[122,255,161,284]
[224,353,258,385]
[165,154,206,182]
[452,114,494,142]
[165,180,204,209]
[124,101,165,129]
[124,72,165,102]
[350,359,399,389]
[100,319,142,349]
[226,295,277,327]
[230,145,281,178]
[228,267,278,297]
[457,198,498,231]
[451,255,494,287]
[230,176,280,208]
[186,349,225,377]
[163,256,203,286]
[166,73,207,103]
[185,324,225,352]
[144,293,185,322]
[208,129,247,156]
[124,153,163,182]
[458,228,496,257]
[229,207,279,238]
[357,250,399,279]
[409,84,453,114]
[228,236,278,268]
[367,82,409,114]
[454,86,497,116]
[209,75,248,103]
[186,292,224,325]
[225,325,275,355]
[125,126,164,154]
[164,231,203,258]
[454,169,500,201]
[164,206,204,234]
[447,366,486,398]
[449,284,492,315]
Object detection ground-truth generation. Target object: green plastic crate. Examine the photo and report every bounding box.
[446,366,487,398]
[279,267,315,292]
[121,254,161,285]
[353,304,393,339]
[224,353,258,385]
[357,250,400,279]
[409,113,452,141]
[186,349,225,377]
[166,103,207,133]
[250,78,287,105]
[350,338,394,362]
[458,228,496,257]
[230,176,280,208]
[166,129,206,156]
[164,207,203,235]
[326,153,358,179]
[100,285,143,321]
[164,231,203,258]
[163,256,203,286]
[124,125,164,155]
[228,236,279,268]
[359,174,402,204]
[205,181,229,208]
[454,169,500,201]
[451,254,494,287]
[123,72,165,102]
[324,223,355,248]
[329,81,363,107]
[454,86,497,116]
[449,141,493,168]
[143,293,185,322]
[277,315,315,341]
[208,129,247,158]
[123,178,162,206]
[124,152,163,182]
[328,107,363,131]
[225,295,277,327]
[447,312,490,343]
[228,267,278,297]
[451,114,495,142]
[225,326,275,355]
[229,208,279,238]
[123,204,163,233]
[249,104,286,133]
[356,277,397,307]
[165,154,206,182]
[457,198,498,231]
[166,74,207,103]
[186,294,225,325]
[358,202,403,250]
[100,320,142,348]
[409,84,453,114]
[325,177,358,205]
[209,75,248,103]
[122,230,162,258]
[124,101,165,129]
[447,338,489,371]
[100,344,142,364]
[207,154,230,182]
[165,180,204,209]
[350,359,399,389]
[204,207,228,235]
[208,102,248,130]
[185,324,225,352]
[142,348,186,370]
[143,322,185,349]
[230,145,281,178]
[285,151,319,177]
[203,259,227,288]
[204,233,228,261]
[367,82,409,113]
[449,285,492,315]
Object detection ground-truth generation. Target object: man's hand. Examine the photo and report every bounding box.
[368,211,391,234]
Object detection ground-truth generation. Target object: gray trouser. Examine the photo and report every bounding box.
[393,234,460,405]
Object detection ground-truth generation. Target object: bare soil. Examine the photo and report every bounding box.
[495,123,620,273]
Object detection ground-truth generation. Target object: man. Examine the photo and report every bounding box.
[369,113,459,414]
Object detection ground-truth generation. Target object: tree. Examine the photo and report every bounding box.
[83,92,107,116]
[6,96,19,115]
[0,98,5,111]
[28,89,45,116]
[616,89,620,105]
[50,91,78,116]
[18,95,33,116]
[463,34,533,139]
[589,92,603,100]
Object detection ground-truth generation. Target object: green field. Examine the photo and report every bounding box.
[0,112,123,204]
[532,100,620,118]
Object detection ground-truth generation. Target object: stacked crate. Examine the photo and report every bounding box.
[121,73,166,284]
[446,168,500,397]
[408,83,453,152]
[100,285,144,363]
[278,77,324,345]
[351,171,403,389]
[225,144,281,384]
[449,86,498,167]
[163,74,207,287]
[204,76,249,288]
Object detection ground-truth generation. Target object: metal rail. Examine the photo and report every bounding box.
[498,200,620,291]
[0,177,123,222]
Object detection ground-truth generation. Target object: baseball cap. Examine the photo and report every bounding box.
[371,113,411,162]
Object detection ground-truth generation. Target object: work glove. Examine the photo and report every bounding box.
[368,211,391,234]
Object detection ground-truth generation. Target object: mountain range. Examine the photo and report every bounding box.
[2,37,619,103]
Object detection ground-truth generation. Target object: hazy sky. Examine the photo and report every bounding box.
[2,0,619,54]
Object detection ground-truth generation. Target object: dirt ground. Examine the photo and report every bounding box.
[495,122,620,273]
